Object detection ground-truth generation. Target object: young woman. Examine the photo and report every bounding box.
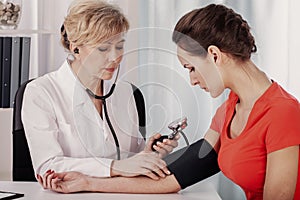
[38,4,300,199]
[22,0,178,182]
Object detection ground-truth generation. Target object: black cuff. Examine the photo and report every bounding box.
[163,139,220,189]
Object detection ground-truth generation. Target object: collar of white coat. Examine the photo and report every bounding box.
[60,59,114,107]
[56,60,112,127]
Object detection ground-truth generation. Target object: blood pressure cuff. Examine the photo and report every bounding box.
[163,139,220,189]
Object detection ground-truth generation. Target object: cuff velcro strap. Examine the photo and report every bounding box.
[163,138,220,189]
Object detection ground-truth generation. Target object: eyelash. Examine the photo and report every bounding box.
[189,67,195,72]
[98,48,108,52]
[98,46,124,52]
[184,65,195,73]
[116,46,124,50]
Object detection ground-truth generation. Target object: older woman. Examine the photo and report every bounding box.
[22,0,178,185]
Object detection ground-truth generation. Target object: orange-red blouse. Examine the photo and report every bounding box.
[210,82,300,200]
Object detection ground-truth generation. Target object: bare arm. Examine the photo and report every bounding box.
[40,171,181,194]
[204,128,221,153]
[40,128,219,194]
[88,175,181,193]
[264,145,299,200]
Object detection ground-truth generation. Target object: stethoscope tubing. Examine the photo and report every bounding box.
[86,66,121,160]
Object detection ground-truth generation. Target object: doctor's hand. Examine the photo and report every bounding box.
[37,170,89,193]
[37,169,58,190]
[110,151,170,180]
[145,133,180,158]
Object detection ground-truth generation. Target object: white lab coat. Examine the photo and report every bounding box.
[22,60,145,177]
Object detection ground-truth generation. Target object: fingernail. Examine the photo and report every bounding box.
[166,170,171,175]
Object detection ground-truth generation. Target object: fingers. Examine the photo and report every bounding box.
[144,171,160,180]
[149,164,170,179]
[168,135,180,147]
[143,166,171,180]
[154,137,179,157]
[166,134,180,147]
[145,133,162,152]
[145,133,179,153]
[156,140,174,150]
[53,172,67,180]
[141,165,166,180]
[144,152,167,168]
[37,171,81,193]
[46,171,56,189]
[112,151,170,180]
[41,170,51,189]
[37,174,43,186]
[142,153,170,179]
[50,176,60,190]
[50,179,65,193]
[153,143,168,157]
[152,133,162,140]
[148,133,161,144]
[37,169,57,190]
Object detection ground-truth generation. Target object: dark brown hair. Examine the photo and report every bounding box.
[172,4,257,61]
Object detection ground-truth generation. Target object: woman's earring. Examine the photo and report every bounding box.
[67,53,75,61]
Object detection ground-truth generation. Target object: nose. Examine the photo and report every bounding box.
[189,73,199,86]
[108,49,121,63]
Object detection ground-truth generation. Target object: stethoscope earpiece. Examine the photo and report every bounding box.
[74,48,79,54]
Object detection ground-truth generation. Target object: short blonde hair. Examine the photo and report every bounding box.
[61,0,129,51]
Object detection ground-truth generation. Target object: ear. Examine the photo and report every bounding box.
[207,45,222,65]
[69,43,77,54]
[69,43,74,52]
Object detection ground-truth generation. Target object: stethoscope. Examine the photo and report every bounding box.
[64,22,122,159]
[85,65,121,160]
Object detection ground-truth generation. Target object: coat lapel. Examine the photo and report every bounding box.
[73,82,102,127]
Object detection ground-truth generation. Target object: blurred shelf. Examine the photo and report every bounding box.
[0,29,57,36]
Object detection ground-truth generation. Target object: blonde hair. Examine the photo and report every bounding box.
[60,0,129,51]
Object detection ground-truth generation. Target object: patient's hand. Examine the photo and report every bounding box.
[37,170,88,193]
[145,133,180,158]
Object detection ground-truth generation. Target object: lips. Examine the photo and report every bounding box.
[105,68,116,73]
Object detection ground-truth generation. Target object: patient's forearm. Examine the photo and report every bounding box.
[87,174,181,193]
[85,138,219,193]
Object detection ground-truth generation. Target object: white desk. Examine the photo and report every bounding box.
[0,181,221,200]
